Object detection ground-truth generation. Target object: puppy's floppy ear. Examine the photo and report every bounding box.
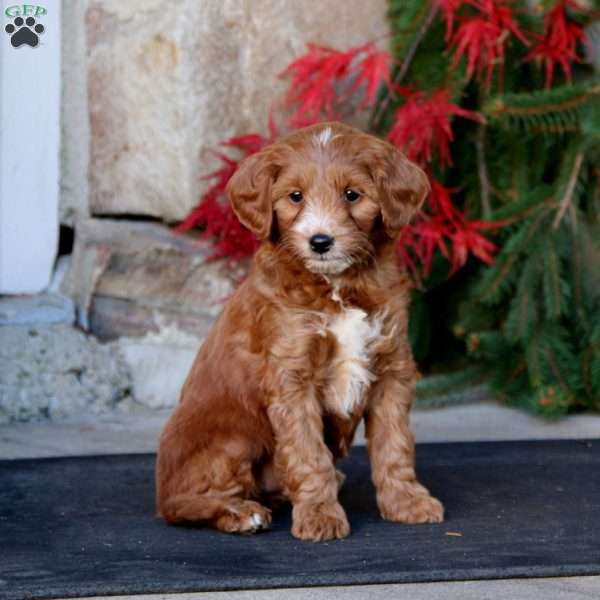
[226,149,277,240]
[368,138,430,237]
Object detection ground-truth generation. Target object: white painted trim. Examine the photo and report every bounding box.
[0,1,61,293]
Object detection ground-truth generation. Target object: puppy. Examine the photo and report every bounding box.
[156,122,444,541]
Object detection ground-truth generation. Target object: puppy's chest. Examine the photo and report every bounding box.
[321,302,385,418]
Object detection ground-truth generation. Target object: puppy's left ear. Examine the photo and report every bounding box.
[226,149,277,240]
[370,139,430,237]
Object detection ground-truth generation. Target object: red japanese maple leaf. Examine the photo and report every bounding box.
[387,88,484,167]
[176,127,280,259]
[175,150,259,260]
[348,45,392,108]
[525,0,587,87]
[398,179,500,279]
[449,0,529,88]
[281,43,392,126]
[280,43,360,126]
[437,0,471,41]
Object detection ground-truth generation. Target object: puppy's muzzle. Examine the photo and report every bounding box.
[309,233,334,255]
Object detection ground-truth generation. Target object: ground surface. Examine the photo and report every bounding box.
[2,400,600,459]
[73,578,600,600]
[1,400,599,599]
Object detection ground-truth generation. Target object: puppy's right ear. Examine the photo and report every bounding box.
[226,149,276,240]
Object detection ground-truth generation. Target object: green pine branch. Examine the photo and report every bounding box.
[542,245,567,321]
[375,1,600,415]
[504,252,542,342]
[483,81,600,134]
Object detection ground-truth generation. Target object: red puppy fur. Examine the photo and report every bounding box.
[156,122,444,541]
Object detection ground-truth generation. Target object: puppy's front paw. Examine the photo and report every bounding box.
[292,501,350,541]
[378,483,444,524]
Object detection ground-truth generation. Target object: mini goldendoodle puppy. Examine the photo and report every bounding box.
[156,122,444,541]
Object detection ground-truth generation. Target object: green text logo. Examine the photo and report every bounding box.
[5,5,47,18]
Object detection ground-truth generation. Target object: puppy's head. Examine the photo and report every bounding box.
[227,122,429,275]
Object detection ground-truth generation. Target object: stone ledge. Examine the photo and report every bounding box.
[0,293,74,327]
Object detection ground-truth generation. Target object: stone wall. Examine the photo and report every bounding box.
[61,0,389,223]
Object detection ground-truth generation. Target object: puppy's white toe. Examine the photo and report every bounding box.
[250,512,267,529]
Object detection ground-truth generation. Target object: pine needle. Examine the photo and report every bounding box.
[553,151,584,229]
[476,123,492,219]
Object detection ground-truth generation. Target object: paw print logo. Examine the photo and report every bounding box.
[5,17,45,48]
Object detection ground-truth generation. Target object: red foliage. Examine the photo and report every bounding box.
[525,0,587,88]
[175,130,279,260]
[437,0,469,41]
[180,35,503,277]
[348,45,392,108]
[397,179,499,279]
[280,42,392,127]
[387,88,483,167]
[448,0,529,88]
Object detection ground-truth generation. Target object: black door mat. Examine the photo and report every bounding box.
[2,440,599,600]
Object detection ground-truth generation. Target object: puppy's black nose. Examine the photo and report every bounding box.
[309,233,334,254]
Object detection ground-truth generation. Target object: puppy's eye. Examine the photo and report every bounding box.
[289,191,303,204]
[344,189,360,203]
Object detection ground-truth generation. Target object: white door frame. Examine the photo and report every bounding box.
[0,0,60,293]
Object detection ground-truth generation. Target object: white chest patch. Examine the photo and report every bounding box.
[327,308,383,416]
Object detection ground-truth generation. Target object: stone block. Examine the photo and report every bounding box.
[63,218,245,338]
[85,0,389,221]
[116,324,199,409]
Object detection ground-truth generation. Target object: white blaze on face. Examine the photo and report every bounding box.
[292,201,336,237]
[314,127,333,147]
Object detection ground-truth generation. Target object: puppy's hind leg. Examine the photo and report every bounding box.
[157,431,273,535]
[160,493,272,534]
